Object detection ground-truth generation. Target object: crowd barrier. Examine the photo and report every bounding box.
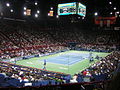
[76,47,112,53]
[2,47,111,63]
[2,49,68,62]
[0,78,110,90]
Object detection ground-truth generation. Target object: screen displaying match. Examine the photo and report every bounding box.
[77,2,86,17]
[57,2,77,15]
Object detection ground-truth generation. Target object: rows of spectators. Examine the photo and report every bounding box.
[0,21,120,88]
[0,23,120,59]
[77,44,116,52]
[0,51,120,87]
[70,51,120,83]
[0,61,67,87]
[0,46,67,59]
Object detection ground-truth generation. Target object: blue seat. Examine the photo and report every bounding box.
[50,80,56,85]
[0,74,5,83]
[32,81,42,86]
[6,78,23,87]
[0,82,10,87]
[41,80,49,86]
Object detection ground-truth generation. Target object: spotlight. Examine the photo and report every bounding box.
[56,15,59,18]
[116,11,119,14]
[35,2,38,5]
[6,3,10,7]
[24,11,27,15]
[109,2,112,4]
[48,13,50,16]
[82,17,85,19]
[51,7,53,10]
[24,7,27,10]
[114,7,116,10]
[35,14,38,18]
[94,12,98,16]
[10,9,13,12]
[110,12,113,15]
[37,10,40,14]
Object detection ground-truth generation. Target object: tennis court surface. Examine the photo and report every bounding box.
[15,50,110,75]
[39,51,90,65]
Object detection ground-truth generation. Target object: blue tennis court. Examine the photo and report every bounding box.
[40,51,90,65]
[15,50,110,74]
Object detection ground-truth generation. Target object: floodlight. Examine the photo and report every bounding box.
[6,3,10,7]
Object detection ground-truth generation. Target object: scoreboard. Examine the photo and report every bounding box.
[57,2,86,17]
[58,2,77,15]
[77,3,86,17]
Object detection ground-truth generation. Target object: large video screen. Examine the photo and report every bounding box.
[58,2,77,15]
[77,2,86,17]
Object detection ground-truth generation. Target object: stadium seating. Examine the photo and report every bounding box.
[0,21,120,89]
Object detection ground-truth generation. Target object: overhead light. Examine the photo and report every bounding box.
[10,9,13,12]
[94,12,98,16]
[110,12,113,15]
[24,7,27,10]
[37,10,40,14]
[35,14,38,18]
[24,11,27,15]
[114,7,117,10]
[35,2,38,5]
[56,15,59,18]
[6,3,10,7]
[109,2,112,4]
[51,7,53,10]
[82,17,85,19]
[116,11,119,14]
[48,13,50,16]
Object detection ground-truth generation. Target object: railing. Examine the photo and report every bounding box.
[0,61,68,79]
[0,80,110,90]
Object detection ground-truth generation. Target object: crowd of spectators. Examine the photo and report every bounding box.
[0,21,120,88]
[69,51,120,84]
[77,44,116,52]
[0,51,120,88]
[0,61,67,87]
[0,22,119,60]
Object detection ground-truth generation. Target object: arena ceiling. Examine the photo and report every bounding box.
[0,0,119,21]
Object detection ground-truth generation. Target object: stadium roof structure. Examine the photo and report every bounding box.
[0,0,119,23]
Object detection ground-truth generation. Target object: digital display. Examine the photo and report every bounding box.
[48,11,54,16]
[77,3,86,17]
[58,2,77,15]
